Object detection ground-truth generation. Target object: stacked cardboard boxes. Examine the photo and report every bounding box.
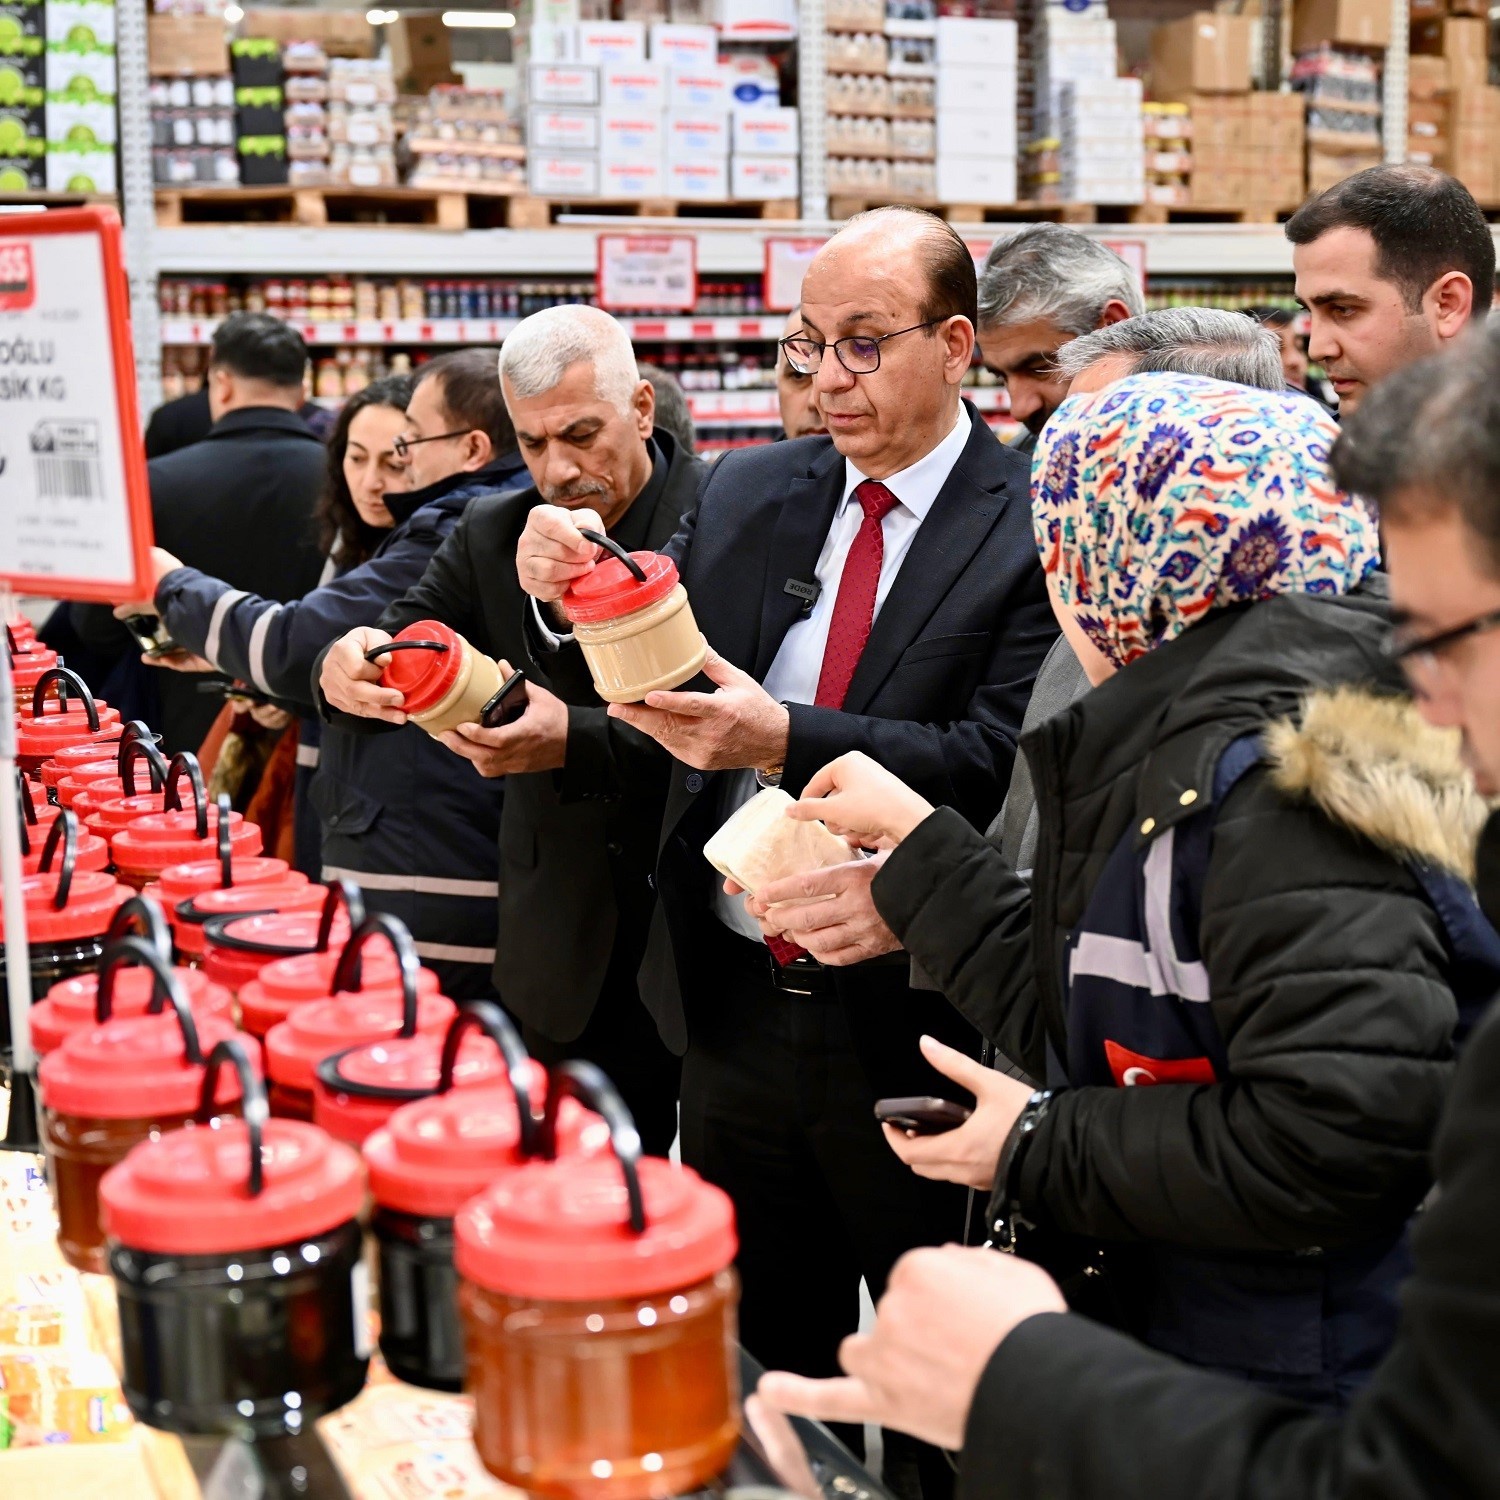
[1248,92,1306,210]
[934,17,1016,206]
[1059,75,1142,204]
[1293,45,1382,195]
[44,0,115,192]
[1032,0,1116,140]
[0,0,47,190]
[1142,101,1191,207]
[147,14,234,187]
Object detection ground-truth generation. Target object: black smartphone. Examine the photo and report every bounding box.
[480,670,529,729]
[874,1096,973,1135]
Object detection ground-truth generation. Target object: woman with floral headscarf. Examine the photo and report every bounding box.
[749,374,1497,1402]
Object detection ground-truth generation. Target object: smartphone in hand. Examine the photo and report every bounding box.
[480,671,529,729]
[874,1096,973,1135]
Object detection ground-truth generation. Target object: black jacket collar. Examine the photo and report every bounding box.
[384,451,528,525]
[204,406,321,442]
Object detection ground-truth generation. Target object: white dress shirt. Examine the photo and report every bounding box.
[714,402,972,940]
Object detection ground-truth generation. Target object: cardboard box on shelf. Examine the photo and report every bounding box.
[935,153,1017,204]
[529,105,601,151]
[383,11,457,91]
[1290,0,1390,52]
[44,47,114,99]
[933,17,1017,70]
[529,62,600,105]
[731,152,797,198]
[1191,92,1251,149]
[937,65,1013,112]
[0,155,44,189]
[1150,13,1252,101]
[600,108,663,156]
[44,142,115,191]
[1307,143,1382,192]
[147,15,227,77]
[937,108,1018,159]
[601,61,665,108]
[1248,91,1306,151]
[667,154,728,197]
[530,149,600,195]
[600,154,665,196]
[243,8,373,57]
[45,0,114,50]
[1446,85,1500,127]
[1408,55,1450,99]
[731,104,797,155]
[1411,18,1488,90]
[716,0,797,37]
[648,21,716,67]
[664,108,729,159]
[576,20,647,64]
[668,64,730,110]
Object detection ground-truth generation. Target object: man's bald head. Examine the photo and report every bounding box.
[815,206,979,328]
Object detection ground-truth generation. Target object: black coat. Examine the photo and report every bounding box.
[542,403,1059,1082]
[75,405,328,754]
[957,818,1500,1500]
[343,433,704,1034]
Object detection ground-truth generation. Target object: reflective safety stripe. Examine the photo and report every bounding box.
[320,865,500,899]
[296,742,320,769]
[413,940,496,965]
[204,588,249,666]
[246,604,283,694]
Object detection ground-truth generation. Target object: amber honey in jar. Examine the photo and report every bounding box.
[455,1062,740,1500]
[39,939,250,1273]
[559,535,706,705]
[365,620,504,739]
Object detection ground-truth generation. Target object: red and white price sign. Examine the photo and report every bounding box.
[763,236,826,312]
[1100,237,1148,291]
[596,233,699,313]
[0,207,153,603]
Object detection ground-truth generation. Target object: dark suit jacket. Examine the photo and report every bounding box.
[370,432,705,1040]
[544,402,1060,1078]
[76,405,328,753]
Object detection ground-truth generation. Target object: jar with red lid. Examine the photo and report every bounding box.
[11,644,61,696]
[264,913,455,1121]
[43,718,158,799]
[39,938,251,1272]
[361,1004,580,1390]
[364,620,505,739]
[99,1039,369,1437]
[456,1062,740,1498]
[559,533,706,704]
[16,668,123,775]
[1,813,133,1041]
[159,841,306,964]
[16,773,109,874]
[80,741,189,849]
[113,760,262,890]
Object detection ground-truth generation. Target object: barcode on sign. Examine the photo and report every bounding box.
[34,452,103,501]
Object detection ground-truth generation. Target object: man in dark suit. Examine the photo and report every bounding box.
[316,305,701,1154]
[77,312,327,753]
[516,208,1058,1497]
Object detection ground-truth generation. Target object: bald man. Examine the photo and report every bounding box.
[515,208,1056,1499]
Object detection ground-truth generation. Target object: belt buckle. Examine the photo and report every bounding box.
[768,953,821,995]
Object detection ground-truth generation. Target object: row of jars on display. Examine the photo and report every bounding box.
[2,623,738,1499]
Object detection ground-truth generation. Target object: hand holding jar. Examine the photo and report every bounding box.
[320,626,409,724]
[515,503,609,603]
[439,673,570,778]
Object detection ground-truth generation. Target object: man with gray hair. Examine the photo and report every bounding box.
[1055,305,1285,395]
[977,223,1145,444]
[317,302,703,1154]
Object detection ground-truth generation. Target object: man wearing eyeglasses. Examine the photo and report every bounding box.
[515,206,1057,1500]
[777,305,828,440]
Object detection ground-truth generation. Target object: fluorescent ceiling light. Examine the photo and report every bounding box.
[442,10,516,25]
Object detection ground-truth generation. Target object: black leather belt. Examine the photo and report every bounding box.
[721,929,836,995]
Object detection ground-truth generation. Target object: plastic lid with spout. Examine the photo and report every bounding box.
[99,1038,364,1255]
[370,620,466,715]
[454,1062,736,1300]
[560,540,680,625]
[38,939,252,1117]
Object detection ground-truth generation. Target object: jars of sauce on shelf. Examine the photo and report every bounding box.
[456,1062,741,1499]
[99,1039,369,1437]
[263,913,454,1121]
[559,535,706,705]
[39,938,250,1273]
[365,620,504,739]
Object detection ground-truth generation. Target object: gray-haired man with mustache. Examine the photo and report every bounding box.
[317,305,703,1152]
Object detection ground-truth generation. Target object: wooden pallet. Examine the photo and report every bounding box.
[509,196,800,226]
[154,185,527,230]
[828,197,1100,225]
[1117,202,1299,225]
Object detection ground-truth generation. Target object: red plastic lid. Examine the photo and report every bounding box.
[16,701,123,756]
[56,762,131,807]
[313,1036,522,1147]
[204,912,355,997]
[113,811,263,878]
[1,870,132,944]
[157,856,294,907]
[265,989,457,1092]
[169,874,311,957]
[378,620,465,715]
[365,1079,603,1219]
[32,967,233,1056]
[12,652,62,688]
[85,791,169,843]
[561,551,679,625]
[455,1155,736,1300]
[238,947,441,1035]
[41,737,124,788]
[39,1010,249,1118]
[99,1117,365,1255]
[22,827,109,876]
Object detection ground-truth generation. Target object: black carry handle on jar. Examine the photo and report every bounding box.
[92,938,206,1071]
[216,793,234,887]
[436,1001,538,1157]
[30,666,94,726]
[117,722,169,795]
[36,809,79,910]
[331,913,422,1037]
[364,638,451,667]
[103,895,174,971]
[16,769,36,856]
[577,529,648,585]
[540,1059,647,1235]
[195,1037,268,1198]
[200,876,366,959]
[162,753,208,840]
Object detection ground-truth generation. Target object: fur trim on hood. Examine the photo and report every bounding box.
[1265,686,1490,882]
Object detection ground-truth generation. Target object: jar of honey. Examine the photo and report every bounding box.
[559,534,706,705]
[150,840,303,963]
[456,1062,740,1499]
[17,777,109,875]
[39,937,250,1273]
[201,879,356,1007]
[16,669,123,775]
[263,913,455,1121]
[357,1002,559,1389]
[38,717,153,799]
[113,760,263,890]
[365,620,504,739]
[99,1039,369,1437]
[52,724,167,808]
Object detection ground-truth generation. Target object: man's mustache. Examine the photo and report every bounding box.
[544,482,609,504]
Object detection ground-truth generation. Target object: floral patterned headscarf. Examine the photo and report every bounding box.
[1031,372,1379,669]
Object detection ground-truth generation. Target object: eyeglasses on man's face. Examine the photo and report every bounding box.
[778,319,944,377]
[393,428,473,461]
[1385,606,1500,686]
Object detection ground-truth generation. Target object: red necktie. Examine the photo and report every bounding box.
[815,480,900,710]
[767,480,899,968]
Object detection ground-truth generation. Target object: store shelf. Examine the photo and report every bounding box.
[685,387,1006,425]
[159,313,794,346]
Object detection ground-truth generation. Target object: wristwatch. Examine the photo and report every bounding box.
[993,1088,1062,1252]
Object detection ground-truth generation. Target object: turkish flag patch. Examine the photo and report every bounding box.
[1103,1040,1218,1088]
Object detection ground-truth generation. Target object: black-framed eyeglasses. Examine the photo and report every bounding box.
[392,428,472,461]
[1385,607,1500,678]
[779,319,944,377]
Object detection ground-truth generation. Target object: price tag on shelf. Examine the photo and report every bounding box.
[763,237,826,313]
[596,234,699,313]
[1100,237,1148,290]
[0,207,153,604]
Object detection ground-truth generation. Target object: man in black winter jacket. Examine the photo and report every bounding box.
[754,335,1500,1500]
